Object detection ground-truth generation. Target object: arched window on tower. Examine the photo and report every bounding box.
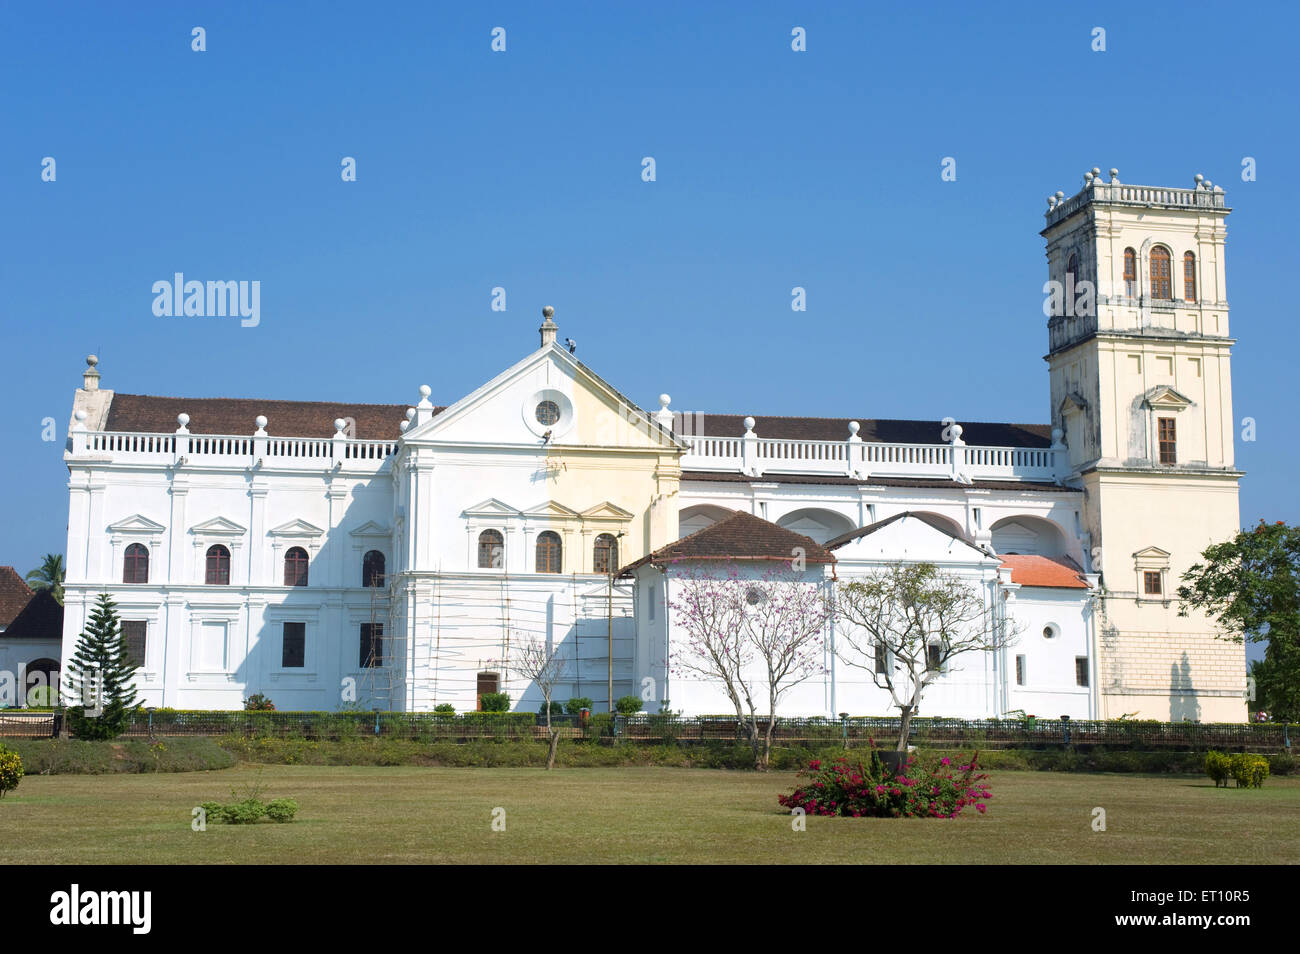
[1150,246,1172,300]
[477,530,503,568]
[593,534,619,575]
[1123,247,1137,297]
[535,531,561,574]
[123,543,149,584]
[362,550,385,587]
[205,545,230,585]
[284,546,309,586]
[1184,251,1197,302]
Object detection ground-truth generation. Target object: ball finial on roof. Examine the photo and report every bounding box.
[86,354,98,368]
[542,306,555,319]
[659,394,671,408]
[177,413,190,427]
[405,407,416,421]
[743,416,756,431]
[255,415,267,429]
[419,385,431,399]
[848,420,860,436]
[333,418,347,433]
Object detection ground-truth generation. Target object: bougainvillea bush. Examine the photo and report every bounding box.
[778,748,991,819]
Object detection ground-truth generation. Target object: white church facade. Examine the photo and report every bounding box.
[54,172,1246,722]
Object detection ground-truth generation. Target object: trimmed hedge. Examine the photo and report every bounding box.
[7,737,235,775]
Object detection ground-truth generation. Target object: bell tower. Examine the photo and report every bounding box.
[1041,167,1244,721]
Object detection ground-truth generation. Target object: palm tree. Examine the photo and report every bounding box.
[25,553,65,605]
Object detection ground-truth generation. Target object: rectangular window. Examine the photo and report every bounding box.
[360,623,383,668]
[1015,655,1026,686]
[282,622,305,668]
[874,641,888,675]
[1144,571,1163,596]
[1158,417,1176,465]
[926,644,942,671]
[121,620,147,669]
[1075,657,1090,687]
[648,584,656,621]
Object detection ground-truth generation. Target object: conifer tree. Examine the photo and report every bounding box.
[63,593,140,740]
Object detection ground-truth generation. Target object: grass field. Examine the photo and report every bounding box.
[3,765,1297,864]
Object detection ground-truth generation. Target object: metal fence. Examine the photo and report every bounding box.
[1,709,1293,751]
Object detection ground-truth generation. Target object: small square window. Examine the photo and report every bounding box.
[1144,571,1163,596]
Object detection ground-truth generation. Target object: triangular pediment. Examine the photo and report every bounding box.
[189,516,247,536]
[399,343,685,452]
[523,500,581,519]
[348,521,392,537]
[107,513,166,534]
[463,498,523,518]
[1144,386,1193,410]
[1133,546,1171,559]
[828,512,994,567]
[268,518,325,537]
[580,501,635,520]
[1059,392,1088,414]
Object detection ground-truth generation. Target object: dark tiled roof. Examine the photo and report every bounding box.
[680,471,1079,494]
[696,414,1052,447]
[1,589,63,639]
[825,511,986,553]
[619,510,835,576]
[0,567,34,628]
[1000,554,1090,589]
[105,393,442,440]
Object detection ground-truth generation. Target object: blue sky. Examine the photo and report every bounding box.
[2,0,1297,578]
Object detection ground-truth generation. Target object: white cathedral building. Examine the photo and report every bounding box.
[53,171,1246,722]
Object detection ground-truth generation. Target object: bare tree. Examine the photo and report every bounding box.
[509,634,568,770]
[668,562,831,769]
[835,562,1020,751]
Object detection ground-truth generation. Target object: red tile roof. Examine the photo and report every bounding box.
[105,393,442,440]
[1000,554,1090,589]
[0,566,34,628]
[619,510,835,575]
[1,589,63,639]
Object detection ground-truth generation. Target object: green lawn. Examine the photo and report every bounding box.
[3,765,1297,864]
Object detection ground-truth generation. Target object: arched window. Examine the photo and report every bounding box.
[477,530,504,568]
[1183,251,1197,302]
[1150,246,1172,299]
[535,531,561,573]
[1123,247,1137,297]
[123,543,149,584]
[593,534,619,575]
[362,550,385,587]
[1065,253,1079,291]
[205,545,230,585]
[284,546,309,586]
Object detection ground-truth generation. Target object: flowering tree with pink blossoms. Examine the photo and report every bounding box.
[667,560,832,769]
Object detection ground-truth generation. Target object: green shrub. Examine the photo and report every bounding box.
[1229,753,1269,788]
[244,693,275,711]
[0,745,23,797]
[539,700,564,716]
[265,798,299,823]
[614,695,644,715]
[478,692,510,713]
[7,737,234,775]
[1205,751,1232,787]
[564,697,594,715]
[433,703,455,714]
